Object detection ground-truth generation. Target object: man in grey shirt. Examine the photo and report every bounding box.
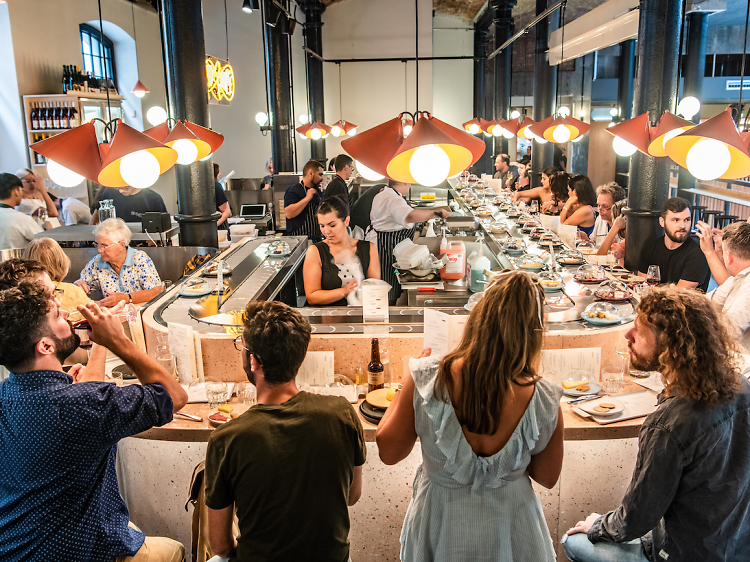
[563,287,750,562]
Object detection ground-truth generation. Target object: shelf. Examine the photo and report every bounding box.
[65,90,124,100]
[28,129,70,134]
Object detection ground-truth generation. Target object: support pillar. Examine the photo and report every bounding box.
[570,52,594,175]
[473,26,491,175]
[624,0,683,271]
[263,0,294,173]
[160,0,219,248]
[492,0,516,156]
[676,11,709,201]
[615,39,636,188]
[530,0,557,187]
[300,1,326,163]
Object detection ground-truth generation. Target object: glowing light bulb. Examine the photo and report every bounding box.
[47,159,84,187]
[171,139,199,165]
[483,130,492,137]
[511,110,521,119]
[331,125,342,137]
[468,123,480,134]
[535,136,548,144]
[348,128,357,136]
[612,136,637,156]
[403,124,413,137]
[686,139,731,180]
[502,128,515,139]
[572,135,584,143]
[120,150,161,188]
[662,127,687,150]
[299,114,309,124]
[558,106,570,118]
[491,125,503,137]
[200,152,213,162]
[147,106,167,126]
[409,144,451,187]
[310,128,322,140]
[610,108,619,117]
[677,96,700,120]
[552,125,571,143]
[579,109,586,117]
[255,112,268,126]
[355,160,384,181]
[133,90,146,98]
[525,128,537,140]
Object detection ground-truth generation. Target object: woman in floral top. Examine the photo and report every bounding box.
[75,218,163,306]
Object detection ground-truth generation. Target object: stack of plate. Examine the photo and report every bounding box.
[359,388,393,424]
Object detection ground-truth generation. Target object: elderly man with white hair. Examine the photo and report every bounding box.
[75,218,162,307]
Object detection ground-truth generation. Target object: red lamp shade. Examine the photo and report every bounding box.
[516,117,538,140]
[429,116,485,168]
[500,118,521,137]
[143,122,170,144]
[462,118,483,135]
[183,120,225,154]
[530,116,589,143]
[665,108,750,180]
[647,111,695,157]
[605,112,652,155]
[341,117,403,179]
[164,120,212,163]
[330,120,358,137]
[29,122,103,182]
[306,121,331,140]
[130,80,150,97]
[296,123,311,137]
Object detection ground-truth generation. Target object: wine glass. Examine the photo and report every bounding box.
[646,265,661,286]
[530,200,539,216]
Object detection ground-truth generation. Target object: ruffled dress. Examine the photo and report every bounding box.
[400,356,562,562]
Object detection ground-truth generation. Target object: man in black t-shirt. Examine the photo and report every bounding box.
[93,186,167,224]
[213,163,230,231]
[638,197,710,292]
[205,302,365,561]
[284,160,324,242]
[324,154,353,206]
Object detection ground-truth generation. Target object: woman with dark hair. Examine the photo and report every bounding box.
[541,171,570,215]
[376,270,564,561]
[560,174,597,236]
[512,166,558,206]
[302,196,380,306]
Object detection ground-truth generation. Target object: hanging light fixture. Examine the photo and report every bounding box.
[146,106,168,126]
[341,117,403,179]
[479,118,494,137]
[676,96,701,120]
[511,110,521,119]
[183,120,225,156]
[665,108,750,180]
[499,118,520,139]
[486,119,506,137]
[242,0,260,13]
[129,1,149,98]
[327,63,357,138]
[462,118,483,135]
[646,111,695,157]
[516,117,538,140]
[29,123,103,187]
[605,111,652,157]
[305,121,330,140]
[163,120,212,165]
[98,121,178,188]
[296,123,311,139]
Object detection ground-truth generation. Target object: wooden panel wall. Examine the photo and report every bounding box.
[587,121,617,189]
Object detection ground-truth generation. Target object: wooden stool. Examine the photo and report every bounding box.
[715,215,739,229]
[700,209,723,228]
[689,205,706,232]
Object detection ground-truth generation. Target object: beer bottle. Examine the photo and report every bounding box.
[368,338,384,392]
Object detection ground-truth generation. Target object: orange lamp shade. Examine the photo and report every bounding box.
[664,108,750,180]
[143,122,170,144]
[306,121,331,140]
[500,118,521,137]
[386,116,474,184]
[296,123,311,136]
[130,80,150,97]
[486,119,506,137]
[516,117,538,140]
[98,121,178,187]
[164,120,212,162]
[29,122,103,182]
[429,116,485,167]
[647,111,695,157]
[604,112,652,155]
[462,118,483,135]
[330,120,357,137]
[341,117,403,179]
[183,120,225,154]
[531,116,590,143]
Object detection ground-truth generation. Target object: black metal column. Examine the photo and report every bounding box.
[530,0,557,187]
[263,0,294,173]
[160,0,219,248]
[624,0,683,271]
[473,25,491,175]
[676,11,708,201]
[300,1,326,163]
[570,52,594,175]
[492,0,516,156]
[615,39,636,187]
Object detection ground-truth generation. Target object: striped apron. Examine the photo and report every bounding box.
[376,226,416,305]
[287,203,323,243]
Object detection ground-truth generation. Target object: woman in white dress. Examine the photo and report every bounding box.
[14,169,58,225]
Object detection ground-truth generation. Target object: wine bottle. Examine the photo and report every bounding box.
[52,102,61,129]
[38,103,47,130]
[30,103,39,130]
[68,103,78,128]
[62,65,69,94]
[367,338,384,393]
[44,103,52,130]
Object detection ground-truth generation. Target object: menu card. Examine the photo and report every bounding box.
[297,351,335,386]
[558,224,578,249]
[362,280,390,323]
[538,214,560,234]
[167,322,197,383]
[423,308,468,358]
[539,347,601,385]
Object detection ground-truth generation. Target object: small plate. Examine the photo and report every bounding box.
[562,379,602,397]
[578,397,625,417]
[595,291,633,302]
[580,311,623,325]
[574,275,609,284]
[519,264,545,271]
[178,284,212,297]
[265,248,293,257]
[365,388,394,409]
[203,265,233,277]
[558,258,585,266]
[541,283,564,292]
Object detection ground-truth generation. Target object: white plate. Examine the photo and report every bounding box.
[578,397,625,416]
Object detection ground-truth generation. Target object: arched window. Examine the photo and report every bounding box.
[80,23,117,85]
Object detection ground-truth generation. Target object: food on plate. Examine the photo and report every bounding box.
[562,379,588,389]
[596,289,629,300]
[587,311,615,319]
[575,385,590,391]
[218,404,233,413]
[183,284,208,294]
[386,388,397,401]
[208,413,228,422]
[230,412,240,419]
[593,405,612,413]
[539,279,562,288]
[599,403,616,409]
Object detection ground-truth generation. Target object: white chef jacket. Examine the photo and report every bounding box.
[709,265,750,353]
[366,187,415,243]
[0,206,43,250]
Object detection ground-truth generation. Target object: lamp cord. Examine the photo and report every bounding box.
[157,0,172,121]
[556,1,566,116]
[131,1,140,69]
[415,0,419,117]
[224,0,230,61]
[738,0,749,128]
[338,63,343,122]
[97,0,112,124]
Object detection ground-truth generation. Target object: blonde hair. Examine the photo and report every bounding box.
[596,181,625,201]
[22,238,70,282]
[93,218,132,245]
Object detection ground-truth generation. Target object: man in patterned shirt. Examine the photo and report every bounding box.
[0,278,188,561]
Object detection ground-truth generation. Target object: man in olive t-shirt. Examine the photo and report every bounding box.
[205,302,366,562]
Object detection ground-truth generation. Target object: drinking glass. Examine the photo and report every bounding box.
[110,369,124,387]
[237,382,257,405]
[530,200,539,215]
[647,265,661,286]
[601,361,624,393]
[206,381,228,410]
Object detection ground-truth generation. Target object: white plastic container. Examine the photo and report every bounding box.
[468,243,491,292]
[441,241,466,280]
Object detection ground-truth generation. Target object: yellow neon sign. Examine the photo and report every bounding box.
[206,58,235,102]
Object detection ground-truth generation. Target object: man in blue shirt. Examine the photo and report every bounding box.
[0,278,188,562]
[284,159,324,242]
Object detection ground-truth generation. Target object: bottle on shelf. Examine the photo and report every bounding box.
[68,103,79,128]
[30,103,39,130]
[38,103,47,130]
[367,338,384,393]
[52,102,61,129]
[45,103,53,130]
[62,65,69,94]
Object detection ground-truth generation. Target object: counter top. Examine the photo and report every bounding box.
[38,222,180,242]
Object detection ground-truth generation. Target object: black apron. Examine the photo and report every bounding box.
[376,226,416,306]
[287,204,323,243]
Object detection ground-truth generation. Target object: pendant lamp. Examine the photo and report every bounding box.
[486,119,506,137]
[129,1,149,98]
[330,120,357,137]
[499,118,520,139]
[516,118,538,140]
[664,108,750,180]
[306,121,330,140]
[163,120,212,165]
[131,80,149,98]
[340,117,403,179]
[462,118,483,135]
[296,123,311,139]
[529,115,590,143]
[29,123,103,187]
[143,122,170,143]
[647,111,695,157]
[183,120,225,155]
[430,116,485,167]
[98,121,178,188]
[479,118,494,138]
[605,112,652,157]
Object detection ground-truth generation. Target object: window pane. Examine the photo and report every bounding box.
[82,34,91,55]
[84,54,94,75]
[92,38,101,59]
[94,56,102,78]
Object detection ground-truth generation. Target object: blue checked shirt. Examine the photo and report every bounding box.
[79,246,161,297]
[0,370,173,562]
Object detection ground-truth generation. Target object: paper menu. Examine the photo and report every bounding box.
[362,281,390,323]
[538,215,560,234]
[423,308,468,358]
[167,322,197,383]
[539,347,601,385]
[557,224,578,249]
[296,351,335,386]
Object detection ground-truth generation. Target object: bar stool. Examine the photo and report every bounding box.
[714,215,739,229]
[690,205,706,232]
[700,209,723,229]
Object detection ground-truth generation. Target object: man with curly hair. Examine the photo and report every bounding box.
[0,282,188,562]
[563,287,750,562]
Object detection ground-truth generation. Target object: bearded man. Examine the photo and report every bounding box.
[637,197,710,291]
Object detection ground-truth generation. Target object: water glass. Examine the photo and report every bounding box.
[601,361,624,393]
[237,382,257,406]
[206,381,227,410]
[110,369,124,387]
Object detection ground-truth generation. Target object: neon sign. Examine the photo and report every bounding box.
[206,56,234,104]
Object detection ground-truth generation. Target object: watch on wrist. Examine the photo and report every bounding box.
[127,293,133,304]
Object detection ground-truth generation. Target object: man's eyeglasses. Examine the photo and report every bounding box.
[598,204,613,212]
[93,241,119,251]
[234,335,250,352]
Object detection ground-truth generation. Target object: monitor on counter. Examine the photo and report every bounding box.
[239,204,267,219]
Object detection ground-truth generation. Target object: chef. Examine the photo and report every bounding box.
[368,179,450,304]
[284,160,324,243]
